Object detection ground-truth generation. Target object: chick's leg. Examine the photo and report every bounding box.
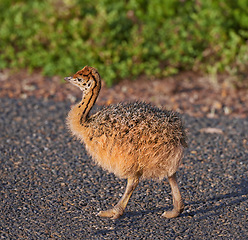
[98,176,140,219]
[162,173,184,218]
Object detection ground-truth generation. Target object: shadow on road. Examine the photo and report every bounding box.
[95,177,248,236]
[182,177,248,220]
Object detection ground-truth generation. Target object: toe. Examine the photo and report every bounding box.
[162,209,180,218]
[98,208,122,219]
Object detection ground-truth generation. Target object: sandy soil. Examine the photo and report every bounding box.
[0,69,247,118]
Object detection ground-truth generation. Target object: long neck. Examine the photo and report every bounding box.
[78,82,101,123]
[67,79,101,140]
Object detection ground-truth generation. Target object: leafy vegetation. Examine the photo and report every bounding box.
[1,0,248,86]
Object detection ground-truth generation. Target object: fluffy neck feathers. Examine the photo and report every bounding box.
[67,72,101,138]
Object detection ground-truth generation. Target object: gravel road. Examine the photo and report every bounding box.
[0,97,247,239]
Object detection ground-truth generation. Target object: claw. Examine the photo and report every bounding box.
[98,208,123,219]
[162,209,181,218]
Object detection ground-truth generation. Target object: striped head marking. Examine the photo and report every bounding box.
[64,66,100,93]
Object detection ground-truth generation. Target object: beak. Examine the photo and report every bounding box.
[64,76,73,82]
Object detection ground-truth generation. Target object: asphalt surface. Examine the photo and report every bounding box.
[0,97,247,240]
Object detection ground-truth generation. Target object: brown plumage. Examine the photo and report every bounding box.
[65,66,187,219]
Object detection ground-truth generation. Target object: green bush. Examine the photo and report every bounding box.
[0,0,248,86]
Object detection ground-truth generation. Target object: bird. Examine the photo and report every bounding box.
[65,65,187,219]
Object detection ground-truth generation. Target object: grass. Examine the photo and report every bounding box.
[0,0,248,86]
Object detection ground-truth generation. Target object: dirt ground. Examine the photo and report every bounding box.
[0,69,247,118]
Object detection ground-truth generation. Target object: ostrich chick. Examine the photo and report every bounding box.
[65,66,187,219]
